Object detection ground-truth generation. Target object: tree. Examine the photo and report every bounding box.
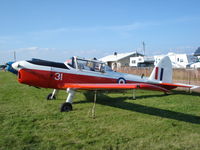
[194,47,200,56]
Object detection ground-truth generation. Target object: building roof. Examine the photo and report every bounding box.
[100,51,143,62]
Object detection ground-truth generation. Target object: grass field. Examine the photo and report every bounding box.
[1,72,200,150]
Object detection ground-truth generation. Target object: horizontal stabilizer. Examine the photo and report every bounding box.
[159,82,200,90]
[173,83,200,90]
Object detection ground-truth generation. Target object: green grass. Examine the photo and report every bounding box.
[1,72,200,150]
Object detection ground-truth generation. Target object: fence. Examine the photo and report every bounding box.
[117,67,200,93]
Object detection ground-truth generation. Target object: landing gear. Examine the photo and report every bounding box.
[60,102,72,112]
[46,89,58,100]
[60,88,76,112]
[132,89,136,100]
[47,93,56,100]
[164,91,172,95]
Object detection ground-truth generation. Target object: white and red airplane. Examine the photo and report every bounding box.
[12,56,199,112]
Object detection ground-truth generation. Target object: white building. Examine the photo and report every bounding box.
[100,52,199,69]
[100,52,143,69]
[189,62,200,68]
[129,56,154,67]
[154,53,198,68]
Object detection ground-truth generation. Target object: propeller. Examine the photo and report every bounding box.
[1,61,18,75]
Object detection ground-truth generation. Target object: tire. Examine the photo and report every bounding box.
[60,102,73,112]
[46,93,56,100]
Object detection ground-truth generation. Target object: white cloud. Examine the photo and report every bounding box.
[33,15,200,35]
[1,16,199,64]
[0,36,23,45]
[170,46,197,54]
[0,46,108,64]
[0,47,55,63]
[0,45,198,64]
[31,21,158,36]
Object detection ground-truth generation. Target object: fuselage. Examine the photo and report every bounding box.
[12,59,176,90]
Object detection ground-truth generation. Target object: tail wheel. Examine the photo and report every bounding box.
[60,102,73,112]
[46,93,56,100]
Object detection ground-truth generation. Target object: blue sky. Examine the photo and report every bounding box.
[0,0,200,63]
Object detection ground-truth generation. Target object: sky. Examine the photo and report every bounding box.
[0,0,200,64]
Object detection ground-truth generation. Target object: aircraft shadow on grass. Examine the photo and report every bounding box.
[74,91,200,124]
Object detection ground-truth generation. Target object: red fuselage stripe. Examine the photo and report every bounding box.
[18,68,177,90]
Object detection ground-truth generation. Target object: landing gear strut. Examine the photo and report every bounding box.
[60,88,75,112]
[47,89,58,100]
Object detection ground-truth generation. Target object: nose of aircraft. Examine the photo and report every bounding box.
[12,62,20,71]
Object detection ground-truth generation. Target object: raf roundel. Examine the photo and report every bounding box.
[117,78,126,84]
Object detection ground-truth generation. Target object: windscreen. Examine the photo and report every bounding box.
[76,58,107,72]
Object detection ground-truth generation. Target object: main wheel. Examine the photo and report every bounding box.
[60,102,73,112]
[46,93,56,100]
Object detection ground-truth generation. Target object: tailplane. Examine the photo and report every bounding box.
[149,56,172,83]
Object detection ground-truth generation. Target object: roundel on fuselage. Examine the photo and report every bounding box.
[117,77,126,84]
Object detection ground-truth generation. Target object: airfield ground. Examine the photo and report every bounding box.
[1,72,200,150]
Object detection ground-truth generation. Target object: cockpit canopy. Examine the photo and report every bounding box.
[65,56,113,73]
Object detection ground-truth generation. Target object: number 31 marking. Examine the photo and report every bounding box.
[54,73,63,81]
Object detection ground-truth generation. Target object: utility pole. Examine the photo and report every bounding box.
[14,51,16,61]
[142,41,145,56]
[114,52,118,70]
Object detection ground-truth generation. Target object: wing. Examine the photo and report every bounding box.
[60,83,170,93]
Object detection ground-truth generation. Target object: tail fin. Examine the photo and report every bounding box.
[149,56,172,83]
